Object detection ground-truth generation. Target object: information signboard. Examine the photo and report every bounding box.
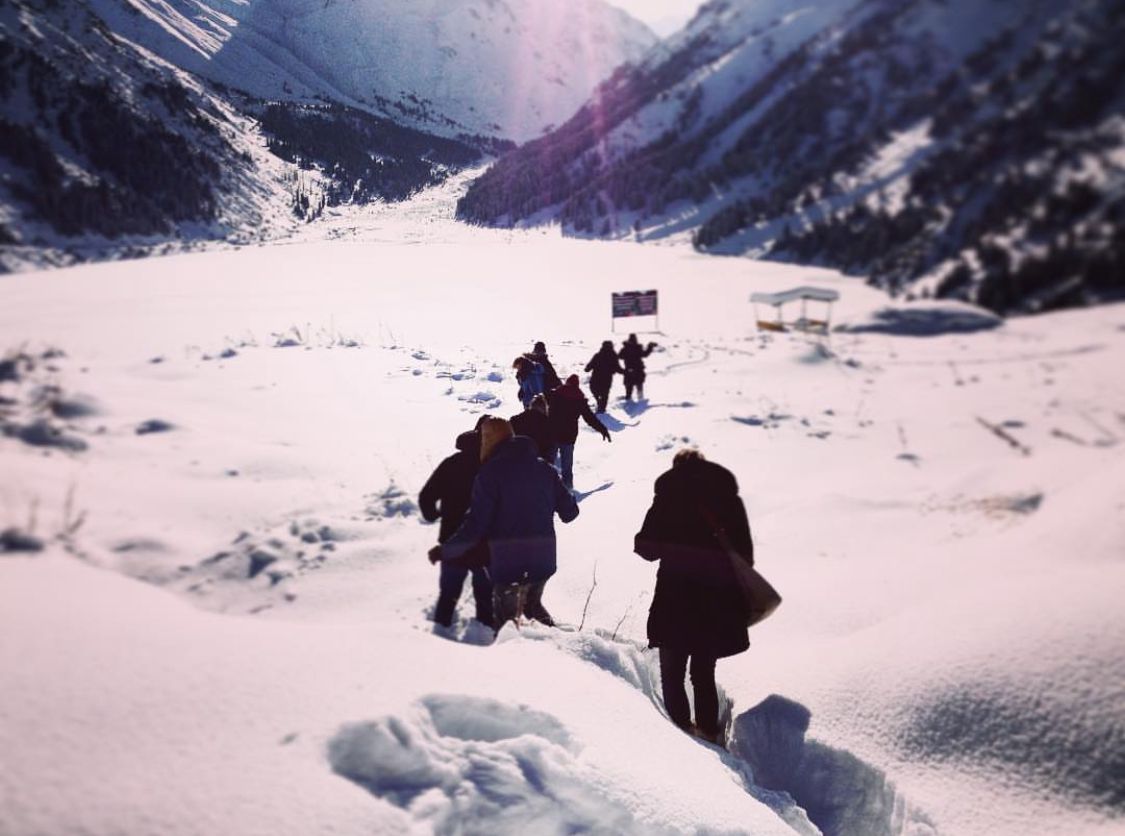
[611,290,658,318]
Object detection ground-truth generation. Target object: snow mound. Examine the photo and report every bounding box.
[900,685,1125,812]
[327,694,665,835]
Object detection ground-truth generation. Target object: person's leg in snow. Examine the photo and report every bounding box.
[492,582,522,630]
[469,567,494,628]
[689,653,720,739]
[658,646,692,731]
[435,561,470,627]
[557,443,575,488]
[522,579,554,626]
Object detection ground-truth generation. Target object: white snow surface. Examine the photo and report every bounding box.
[91,0,657,141]
[1,179,1124,835]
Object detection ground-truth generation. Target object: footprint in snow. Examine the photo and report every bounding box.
[327,695,647,833]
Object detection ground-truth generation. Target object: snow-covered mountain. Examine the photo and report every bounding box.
[458,0,1125,315]
[0,0,653,268]
[91,0,657,142]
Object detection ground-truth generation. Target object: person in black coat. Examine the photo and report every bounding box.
[432,417,579,630]
[546,374,611,489]
[584,340,625,413]
[510,393,555,462]
[634,448,753,744]
[419,418,493,628]
[618,333,657,400]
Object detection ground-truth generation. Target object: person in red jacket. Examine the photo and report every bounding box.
[546,374,611,490]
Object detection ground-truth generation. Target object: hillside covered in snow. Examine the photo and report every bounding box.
[457,0,1125,315]
[1,179,1123,835]
[0,0,653,269]
[92,0,656,143]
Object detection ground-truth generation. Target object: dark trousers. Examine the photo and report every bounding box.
[591,386,610,413]
[493,579,553,630]
[435,560,493,627]
[659,647,719,736]
[623,369,644,400]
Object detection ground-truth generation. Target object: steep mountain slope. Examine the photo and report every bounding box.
[91,0,657,143]
[0,0,653,270]
[458,0,1125,314]
[0,0,279,262]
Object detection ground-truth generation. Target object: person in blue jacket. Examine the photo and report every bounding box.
[513,355,546,409]
[430,417,579,630]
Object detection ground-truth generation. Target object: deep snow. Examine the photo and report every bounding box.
[1,178,1123,835]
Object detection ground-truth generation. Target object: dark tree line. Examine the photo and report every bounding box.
[257,102,483,205]
[763,0,1125,313]
[0,33,224,240]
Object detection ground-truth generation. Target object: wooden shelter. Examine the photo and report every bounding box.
[750,286,839,333]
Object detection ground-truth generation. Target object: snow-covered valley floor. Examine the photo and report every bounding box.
[1,182,1123,836]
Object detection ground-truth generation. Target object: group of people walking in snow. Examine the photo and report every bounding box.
[419,338,757,746]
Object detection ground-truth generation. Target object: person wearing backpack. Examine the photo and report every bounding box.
[546,374,611,490]
[430,418,579,630]
[633,448,753,746]
[513,355,546,409]
[419,418,494,629]
[584,340,626,413]
[618,333,658,401]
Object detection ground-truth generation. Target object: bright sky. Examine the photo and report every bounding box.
[609,0,704,35]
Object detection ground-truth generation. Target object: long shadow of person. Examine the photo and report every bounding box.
[597,413,639,432]
[574,481,613,503]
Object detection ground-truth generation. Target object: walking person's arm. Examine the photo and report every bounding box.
[418,461,447,523]
[439,471,498,562]
[553,472,579,523]
[580,401,611,441]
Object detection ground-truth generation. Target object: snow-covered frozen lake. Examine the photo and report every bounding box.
[1,182,1123,835]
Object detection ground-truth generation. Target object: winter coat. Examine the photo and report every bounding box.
[510,408,555,460]
[634,459,753,659]
[546,380,608,445]
[619,340,655,374]
[527,350,562,391]
[419,431,489,567]
[584,348,625,394]
[517,362,546,406]
[441,436,579,585]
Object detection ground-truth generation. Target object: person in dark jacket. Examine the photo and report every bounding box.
[431,417,579,630]
[584,340,625,413]
[528,341,562,391]
[419,418,494,628]
[510,393,554,462]
[546,374,611,489]
[634,448,753,744]
[618,333,657,400]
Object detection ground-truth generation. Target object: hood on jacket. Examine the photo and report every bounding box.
[455,429,481,456]
[482,434,539,466]
[656,458,739,499]
[554,375,586,400]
